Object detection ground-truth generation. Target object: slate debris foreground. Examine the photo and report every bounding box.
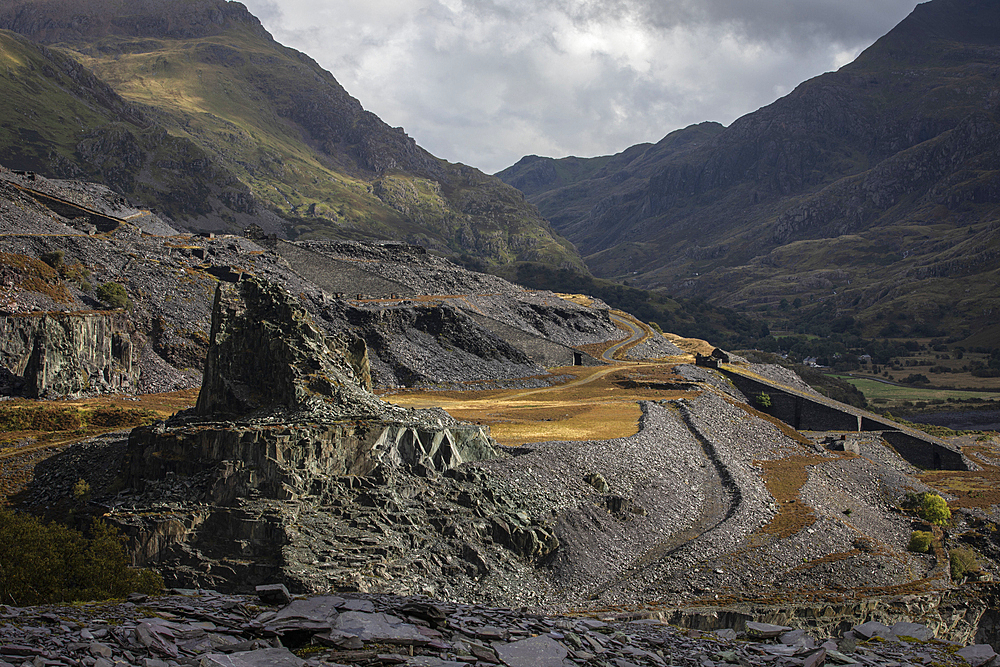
[0,589,991,667]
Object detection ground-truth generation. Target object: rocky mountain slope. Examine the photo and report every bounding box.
[498,0,1000,343]
[0,0,582,271]
[0,166,618,397]
[15,254,1000,649]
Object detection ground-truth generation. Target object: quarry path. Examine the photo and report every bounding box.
[581,400,738,600]
[603,313,644,362]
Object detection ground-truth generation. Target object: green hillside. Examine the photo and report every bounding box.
[0,0,582,271]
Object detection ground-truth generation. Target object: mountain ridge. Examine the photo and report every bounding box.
[497,0,1000,343]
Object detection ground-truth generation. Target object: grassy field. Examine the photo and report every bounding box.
[0,390,199,500]
[830,375,1000,407]
[384,364,697,446]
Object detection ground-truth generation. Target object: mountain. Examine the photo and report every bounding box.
[498,0,1000,343]
[0,0,583,271]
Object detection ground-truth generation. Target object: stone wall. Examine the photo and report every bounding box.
[720,368,971,471]
[0,311,137,397]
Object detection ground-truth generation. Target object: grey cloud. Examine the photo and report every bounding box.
[239,0,920,173]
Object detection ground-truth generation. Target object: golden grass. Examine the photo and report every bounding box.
[756,455,824,538]
[385,364,696,446]
[554,293,593,307]
[663,333,715,356]
[0,389,199,500]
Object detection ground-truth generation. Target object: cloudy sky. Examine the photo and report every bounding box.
[240,0,920,174]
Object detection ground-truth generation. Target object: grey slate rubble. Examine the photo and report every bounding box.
[0,182,624,396]
[0,590,987,667]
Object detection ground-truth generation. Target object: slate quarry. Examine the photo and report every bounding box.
[0,588,993,667]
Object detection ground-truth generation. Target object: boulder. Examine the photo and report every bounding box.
[890,621,934,641]
[956,644,997,667]
[852,621,892,640]
[746,622,793,639]
[255,583,291,606]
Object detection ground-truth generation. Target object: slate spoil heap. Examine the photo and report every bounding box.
[113,278,501,591]
[0,588,993,667]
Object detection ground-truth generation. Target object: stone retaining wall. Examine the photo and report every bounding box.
[720,368,970,471]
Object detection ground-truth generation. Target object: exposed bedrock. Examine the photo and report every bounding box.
[116,277,501,590]
[0,311,137,397]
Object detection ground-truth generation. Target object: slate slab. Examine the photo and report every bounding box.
[136,620,180,658]
[255,584,292,606]
[797,647,827,667]
[493,635,570,667]
[333,611,429,645]
[956,644,997,667]
[199,648,306,667]
[265,596,343,633]
[746,621,793,639]
[780,629,815,647]
[405,658,471,667]
[851,621,892,639]
[890,621,934,641]
[340,599,376,613]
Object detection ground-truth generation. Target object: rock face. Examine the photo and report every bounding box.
[0,171,622,398]
[118,277,500,589]
[0,311,137,397]
[194,279,384,420]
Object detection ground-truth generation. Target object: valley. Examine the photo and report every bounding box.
[2,170,1000,660]
[2,0,1000,663]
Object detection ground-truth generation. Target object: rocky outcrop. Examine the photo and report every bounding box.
[117,277,501,590]
[0,311,137,397]
[130,277,498,482]
[194,279,385,420]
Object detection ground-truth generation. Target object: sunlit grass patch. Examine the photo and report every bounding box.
[385,363,696,446]
[756,455,824,538]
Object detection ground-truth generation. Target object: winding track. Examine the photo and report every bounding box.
[602,313,645,362]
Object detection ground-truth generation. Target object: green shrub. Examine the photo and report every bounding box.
[40,250,64,269]
[0,509,162,605]
[950,547,979,581]
[95,282,131,310]
[920,494,951,526]
[754,392,772,409]
[902,492,951,526]
[72,479,91,503]
[908,530,933,553]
